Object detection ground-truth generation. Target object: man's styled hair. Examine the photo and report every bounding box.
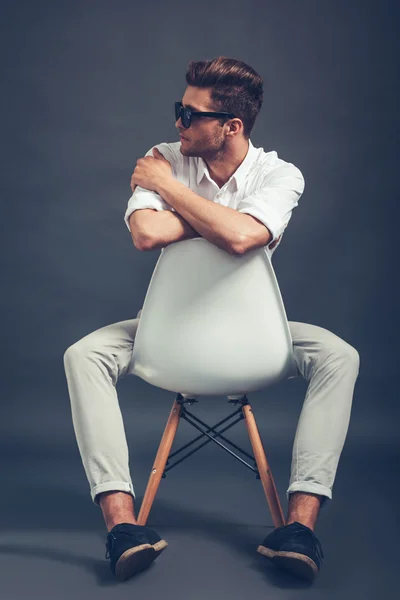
[185,56,263,139]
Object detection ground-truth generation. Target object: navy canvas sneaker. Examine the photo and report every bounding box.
[105,523,168,581]
[257,521,324,581]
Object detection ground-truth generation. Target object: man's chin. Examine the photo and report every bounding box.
[180,143,199,158]
[179,144,191,155]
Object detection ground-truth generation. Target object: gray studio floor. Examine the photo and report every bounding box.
[0,383,397,600]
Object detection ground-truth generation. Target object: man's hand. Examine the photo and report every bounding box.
[130,147,173,193]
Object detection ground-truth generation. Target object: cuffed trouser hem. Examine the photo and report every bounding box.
[91,481,136,506]
[286,482,332,509]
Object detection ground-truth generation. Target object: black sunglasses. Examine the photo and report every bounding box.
[175,101,236,129]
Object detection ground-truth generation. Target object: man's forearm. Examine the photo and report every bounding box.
[131,209,199,251]
[156,179,255,254]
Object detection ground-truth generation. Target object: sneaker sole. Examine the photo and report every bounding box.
[115,539,168,581]
[257,544,318,581]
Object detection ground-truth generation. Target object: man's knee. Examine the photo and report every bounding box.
[347,343,360,372]
[328,337,360,375]
[63,337,94,370]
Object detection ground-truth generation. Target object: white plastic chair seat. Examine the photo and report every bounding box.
[131,238,298,396]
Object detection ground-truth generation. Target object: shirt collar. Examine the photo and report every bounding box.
[196,139,258,190]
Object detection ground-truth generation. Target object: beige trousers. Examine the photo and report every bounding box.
[63,312,360,509]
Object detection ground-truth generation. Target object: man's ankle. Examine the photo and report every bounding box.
[98,490,138,532]
[285,518,315,531]
[107,518,138,533]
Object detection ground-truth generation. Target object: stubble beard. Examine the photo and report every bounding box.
[180,129,227,165]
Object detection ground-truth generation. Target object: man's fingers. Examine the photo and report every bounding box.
[153,147,167,160]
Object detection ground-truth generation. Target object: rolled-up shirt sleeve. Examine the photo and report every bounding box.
[124,143,176,232]
[236,164,305,248]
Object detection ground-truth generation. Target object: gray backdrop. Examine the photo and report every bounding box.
[0,1,398,599]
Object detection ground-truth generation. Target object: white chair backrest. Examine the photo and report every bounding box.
[131,238,297,396]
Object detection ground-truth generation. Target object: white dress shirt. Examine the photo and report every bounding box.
[124,139,305,258]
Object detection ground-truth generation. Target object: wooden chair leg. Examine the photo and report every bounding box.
[137,399,182,526]
[242,403,285,529]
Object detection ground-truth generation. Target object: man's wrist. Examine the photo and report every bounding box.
[156,175,175,199]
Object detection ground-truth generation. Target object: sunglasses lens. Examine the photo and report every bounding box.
[175,102,190,128]
[183,109,190,128]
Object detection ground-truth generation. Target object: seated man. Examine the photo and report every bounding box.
[63,56,360,583]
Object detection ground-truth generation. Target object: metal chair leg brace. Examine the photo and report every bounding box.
[164,393,259,476]
[137,392,285,529]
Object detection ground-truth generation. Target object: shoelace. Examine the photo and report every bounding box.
[290,527,324,562]
[105,533,117,560]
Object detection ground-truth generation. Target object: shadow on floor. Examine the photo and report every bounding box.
[0,482,313,589]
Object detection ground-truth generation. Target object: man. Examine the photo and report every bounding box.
[64,56,360,583]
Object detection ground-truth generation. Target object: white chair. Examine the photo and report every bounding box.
[131,237,298,529]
